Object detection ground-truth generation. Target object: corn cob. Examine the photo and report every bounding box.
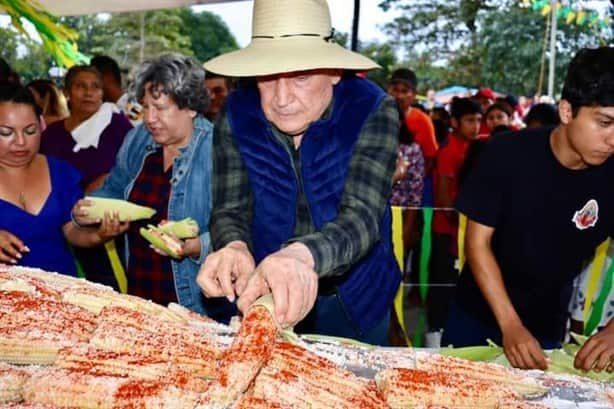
[0,291,97,365]
[375,368,504,408]
[416,353,547,397]
[84,196,156,222]
[498,400,552,409]
[89,320,221,379]
[0,362,30,403]
[4,266,88,293]
[233,395,289,409]
[167,302,217,325]
[140,226,184,259]
[158,218,199,238]
[22,368,200,409]
[206,303,279,407]
[0,404,70,408]
[0,340,60,365]
[251,341,389,409]
[55,345,209,392]
[96,306,226,348]
[0,271,62,300]
[62,288,185,322]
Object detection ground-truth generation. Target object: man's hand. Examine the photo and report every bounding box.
[197,241,255,302]
[575,321,614,373]
[501,321,548,370]
[237,242,318,328]
[0,230,29,264]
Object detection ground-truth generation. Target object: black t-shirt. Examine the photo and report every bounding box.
[455,127,614,342]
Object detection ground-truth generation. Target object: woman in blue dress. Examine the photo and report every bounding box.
[0,82,127,275]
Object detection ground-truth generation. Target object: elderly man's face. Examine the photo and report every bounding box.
[257,70,341,137]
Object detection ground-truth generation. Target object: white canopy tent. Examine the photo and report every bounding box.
[34,0,363,51]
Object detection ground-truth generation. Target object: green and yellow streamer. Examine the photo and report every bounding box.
[0,0,88,67]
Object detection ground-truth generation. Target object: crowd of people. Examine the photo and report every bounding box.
[0,0,612,373]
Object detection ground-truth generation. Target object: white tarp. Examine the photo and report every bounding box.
[35,0,239,16]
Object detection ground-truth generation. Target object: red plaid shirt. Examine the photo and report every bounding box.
[127,148,177,306]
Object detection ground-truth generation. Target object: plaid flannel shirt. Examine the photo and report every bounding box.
[210,94,398,278]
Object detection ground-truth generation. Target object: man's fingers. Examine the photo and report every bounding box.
[217,258,236,302]
[577,341,608,371]
[269,278,289,326]
[284,275,303,327]
[505,348,519,369]
[237,274,268,313]
[594,349,613,372]
[575,339,603,370]
[234,272,250,296]
[234,257,254,294]
[197,258,224,298]
[528,344,548,370]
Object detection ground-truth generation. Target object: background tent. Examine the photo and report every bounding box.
[434,85,476,105]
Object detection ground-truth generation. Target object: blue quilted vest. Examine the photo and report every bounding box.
[226,76,400,334]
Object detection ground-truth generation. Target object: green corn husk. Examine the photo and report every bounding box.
[548,349,614,382]
[158,218,199,239]
[439,345,504,362]
[85,197,156,222]
[569,332,589,346]
[439,338,504,362]
[140,226,182,259]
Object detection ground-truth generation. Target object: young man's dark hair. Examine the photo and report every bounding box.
[524,103,560,128]
[90,55,122,85]
[450,97,481,120]
[561,46,614,115]
[389,68,417,91]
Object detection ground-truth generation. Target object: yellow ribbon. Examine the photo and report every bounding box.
[456,213,468,272]
[391,206,411,346]
[583,238,610,323]
[104,240,127,294]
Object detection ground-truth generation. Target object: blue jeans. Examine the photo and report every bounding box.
[441,301,561,349]
[296,293,390,346]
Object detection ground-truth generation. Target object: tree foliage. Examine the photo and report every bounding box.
[0,27,53,84]
[378,0,611,96]
[5,8,237,84]
[177,8,238,64]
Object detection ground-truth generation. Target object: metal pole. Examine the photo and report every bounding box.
[351,0,360,51]
[547,0,557,98]
[139,12,146,63]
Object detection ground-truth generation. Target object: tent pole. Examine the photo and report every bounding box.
[351,0,360,51]
[547,0,557,99]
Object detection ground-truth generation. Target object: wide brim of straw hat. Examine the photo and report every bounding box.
[204,37,380,77]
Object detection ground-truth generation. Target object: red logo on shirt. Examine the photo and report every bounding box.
[572,199,599,230]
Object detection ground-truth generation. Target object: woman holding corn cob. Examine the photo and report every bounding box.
[71,54,236,322]
[0,82,126,275]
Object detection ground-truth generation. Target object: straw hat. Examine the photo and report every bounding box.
[204,0,379,77]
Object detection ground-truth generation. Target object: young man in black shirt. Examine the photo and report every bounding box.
[442,46,614,372]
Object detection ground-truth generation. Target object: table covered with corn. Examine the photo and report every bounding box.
[0,265,612,409]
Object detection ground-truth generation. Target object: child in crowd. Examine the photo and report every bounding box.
[426,97,482,347]
[484,103,512,135]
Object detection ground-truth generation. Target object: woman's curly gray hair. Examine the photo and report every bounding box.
[133,53,208,113]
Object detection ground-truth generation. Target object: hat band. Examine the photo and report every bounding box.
[253,28,335,42]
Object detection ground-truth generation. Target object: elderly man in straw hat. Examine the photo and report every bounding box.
[197,0,401,345]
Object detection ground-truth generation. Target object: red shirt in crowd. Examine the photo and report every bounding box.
[405,108,438,159]
[432,133,471,237]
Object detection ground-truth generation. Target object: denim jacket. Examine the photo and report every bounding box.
[93,115,227,316]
